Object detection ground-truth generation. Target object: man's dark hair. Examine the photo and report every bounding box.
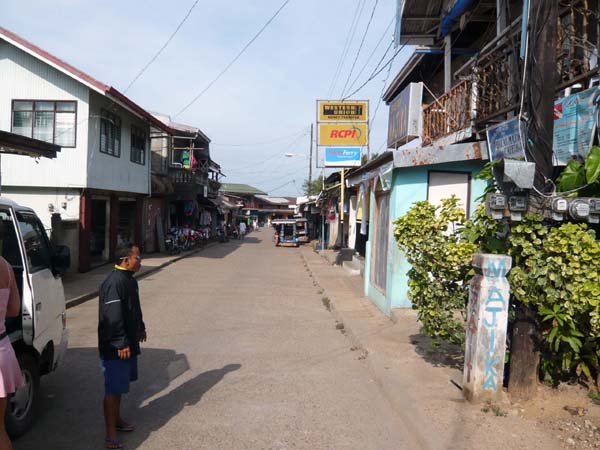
[115,244,138,265]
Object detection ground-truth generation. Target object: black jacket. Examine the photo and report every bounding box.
[98,268,145,360]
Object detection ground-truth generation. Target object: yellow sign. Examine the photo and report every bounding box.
[318,123,368,146]
[318,101,368,122]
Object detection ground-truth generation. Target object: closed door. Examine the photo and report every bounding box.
[371,192,390,294]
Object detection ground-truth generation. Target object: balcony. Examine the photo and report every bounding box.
[423,2,599,144]
[422,80,472,145]
[168,167,208,195]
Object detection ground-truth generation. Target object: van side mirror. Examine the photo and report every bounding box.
[52,245,71,275]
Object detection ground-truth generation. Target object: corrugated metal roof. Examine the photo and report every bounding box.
[0,26,173,135]
[219,183,267,195]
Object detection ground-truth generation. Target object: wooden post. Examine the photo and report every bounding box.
[508,0,558,401]
[78,190,91,272]
[524,0,558,190]
[309,123,313,186]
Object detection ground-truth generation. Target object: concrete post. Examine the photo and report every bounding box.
[463,253,512,402]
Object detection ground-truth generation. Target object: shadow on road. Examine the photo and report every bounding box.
[409,332,464,370]
[13,346,240,450]
[193,233,264,259]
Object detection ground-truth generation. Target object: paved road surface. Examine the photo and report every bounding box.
[13,230,424,450]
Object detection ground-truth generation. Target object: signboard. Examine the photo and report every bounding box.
[324,147,362,167]
[486,118,526,161]
[553,87,600,165]
[318,101,368,122]
[318,123,368,146]
[387,82,423,148]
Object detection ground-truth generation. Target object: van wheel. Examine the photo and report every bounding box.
[5,354,40,439]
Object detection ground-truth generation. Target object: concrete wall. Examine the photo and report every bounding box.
[2,187,81,273]
[364,160,488,315]
[0,40,90,188]
[2,187,80,230]
[87,91,150,194]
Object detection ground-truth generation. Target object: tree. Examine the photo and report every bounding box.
[302,175,324,196]
[361,152,379,165]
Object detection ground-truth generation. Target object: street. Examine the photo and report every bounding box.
[13,230,418,450]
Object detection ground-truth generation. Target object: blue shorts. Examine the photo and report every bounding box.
[100,356,138,395]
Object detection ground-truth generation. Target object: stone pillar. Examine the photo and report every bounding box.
[463,253,512,402]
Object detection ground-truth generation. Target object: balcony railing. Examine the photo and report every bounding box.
[422,80,472,145]
[424,2,600,144]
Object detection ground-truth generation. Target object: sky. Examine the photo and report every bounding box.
[2,0,411,196]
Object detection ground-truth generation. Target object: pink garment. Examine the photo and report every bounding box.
[0,262,23,397]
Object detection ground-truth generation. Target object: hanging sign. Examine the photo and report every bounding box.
[553,87,600,166]
[324,147,362,167]
[387,82,423,148]
[318,123,368,146]
[318,101,368,122]
[486,118,526,161]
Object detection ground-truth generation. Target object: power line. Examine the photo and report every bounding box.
[345,15,394,96]
[174,0,292,118]
[342,43,406,100]
[264,179,295,193]
[212,127,308,147]
[340,0,379,98]
[124,0,200,93]
[327,0,365,98]
[369,39,399,135]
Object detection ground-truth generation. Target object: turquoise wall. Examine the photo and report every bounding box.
[364,160,488,315]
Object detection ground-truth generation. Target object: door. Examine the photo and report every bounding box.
[371,192,390,294]
[427,171,471,216]
[90,199,108,262]
[16,212,65,353]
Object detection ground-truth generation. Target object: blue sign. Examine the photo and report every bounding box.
[553,87,600,165]
[486,118,526,161]
[324,147,361,167]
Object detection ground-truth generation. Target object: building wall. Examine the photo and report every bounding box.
[364,160,488,316]
[2,187,80,230]
[2,187,81,273]
[86,91,150,194]
[0,40,90,188]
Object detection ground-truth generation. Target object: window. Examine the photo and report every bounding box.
[100,109,121,157]
[11,100,77,147]
[17,213,53,273]
[130,126,146,165]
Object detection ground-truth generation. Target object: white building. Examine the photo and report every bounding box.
[0,26,172,271]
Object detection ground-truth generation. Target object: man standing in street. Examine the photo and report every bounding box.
[98,245,146,449]
[239,221,247,239]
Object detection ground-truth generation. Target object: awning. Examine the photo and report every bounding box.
[0,130,61,158]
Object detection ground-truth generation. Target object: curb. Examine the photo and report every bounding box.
[66,241,220,309]
[300,250,370,358]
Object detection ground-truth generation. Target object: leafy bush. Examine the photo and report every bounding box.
[393,197,477,346]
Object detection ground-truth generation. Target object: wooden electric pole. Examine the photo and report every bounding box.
[309,123,313,186]
[508,0,558,402]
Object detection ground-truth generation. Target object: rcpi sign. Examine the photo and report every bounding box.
[318,123,368,146]
[324,147,361,167]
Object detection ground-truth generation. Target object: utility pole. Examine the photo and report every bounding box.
[508,0,558,402]
[309,123,313,186]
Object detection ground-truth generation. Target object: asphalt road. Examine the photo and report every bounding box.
[13,229,421,450]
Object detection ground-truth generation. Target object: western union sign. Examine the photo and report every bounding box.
[318,123,368,146]
[318,100,368,122]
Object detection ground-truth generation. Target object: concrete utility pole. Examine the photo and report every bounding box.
[309,123,313,186]
[508,0,558,402]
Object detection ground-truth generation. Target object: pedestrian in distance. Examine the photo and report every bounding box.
[98,245,147,449]
[0,256,23,450]
[239,221,247,239]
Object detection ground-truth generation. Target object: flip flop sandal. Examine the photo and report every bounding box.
[116,423,135,432]
[105,437,124,449]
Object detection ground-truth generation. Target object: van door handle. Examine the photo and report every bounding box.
[35,303,42,312]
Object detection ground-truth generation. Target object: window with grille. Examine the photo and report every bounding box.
[100,109,121,157]
[11,100,77,147]
[130,126,146,165]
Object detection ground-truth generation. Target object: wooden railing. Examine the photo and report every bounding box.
[422,80,472,145]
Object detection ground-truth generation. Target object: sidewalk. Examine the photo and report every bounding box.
[300,245,562,450]
[63,242,219,308]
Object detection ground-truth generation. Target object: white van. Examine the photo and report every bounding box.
[0,197,69,437]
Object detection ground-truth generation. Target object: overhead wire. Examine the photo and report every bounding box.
[340,0,380,98]
[345,15,395,97]
[174,0,292,118]
[327,0,365,98]
[342,42,406,100]
[123,0,200,93]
